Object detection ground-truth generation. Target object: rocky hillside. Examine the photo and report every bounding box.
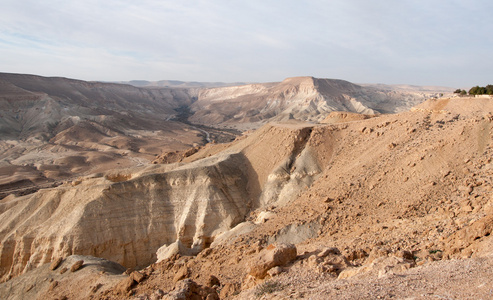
[0,73,206,198]
[1,96,493,299]
[189,76,453,130]
[0,73,198,140]
[0,73,451,200]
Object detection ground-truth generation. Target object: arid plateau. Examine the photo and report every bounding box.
[1,73,492,299]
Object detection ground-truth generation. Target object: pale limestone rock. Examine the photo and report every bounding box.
[156,241,198,263]
[0,152,252,281]
[267,266,283,277]
[210,222,256,248]
[255,211,276,224]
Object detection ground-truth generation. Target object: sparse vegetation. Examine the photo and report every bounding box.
[255,280,284,297]
[454,89,467,96]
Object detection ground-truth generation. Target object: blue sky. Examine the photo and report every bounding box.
[0,0,491,87]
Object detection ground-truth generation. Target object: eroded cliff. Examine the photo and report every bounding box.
[0,122,326,282]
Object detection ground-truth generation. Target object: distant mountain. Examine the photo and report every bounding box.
[359,82,456,93]
[119,79,250,88]
[0,73,204,191]
[0,73,196,140]
[188,76,454,130]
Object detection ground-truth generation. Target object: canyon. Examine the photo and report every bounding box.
[2,73,492,299]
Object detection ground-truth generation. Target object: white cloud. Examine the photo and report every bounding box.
[0,0,492,86]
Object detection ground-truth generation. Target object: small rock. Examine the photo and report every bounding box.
[50,257,63,271]
[308,255,320,268]
[150,289,165,300]
[366,247,389,264]
[267,266,283,277]
[91,283,103,293]
[167,279,219,300]
[59,267,68,274]
[48,281,58,291]
[346,249,368,261]
[25,285,34,292]
[117,277,135,294]
[124,268,133,275]
[197,248,213,259]
[395,250,414,261]
[207,275,220,287]
[317,247,341,258]
[173,266,189,283]
[219,283,240,298]
[130,271,145,283]
[70,260,84,272]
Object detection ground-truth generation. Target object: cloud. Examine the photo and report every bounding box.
[0,0,492,86]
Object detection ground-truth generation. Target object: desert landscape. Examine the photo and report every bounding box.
[1,72,492,299]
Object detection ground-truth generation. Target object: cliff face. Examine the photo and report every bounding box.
[0,152,253,281]
[0,122,327,282]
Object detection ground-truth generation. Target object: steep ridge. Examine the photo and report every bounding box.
[121,79,248,88]
[0,153,248,281]
[188,76,452,130]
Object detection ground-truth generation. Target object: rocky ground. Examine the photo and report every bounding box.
[1,96,493,299]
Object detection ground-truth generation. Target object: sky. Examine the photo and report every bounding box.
[0,0,492,87]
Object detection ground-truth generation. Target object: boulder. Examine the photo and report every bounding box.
[70,260,84,272]
[49,257,63,271]
[248,243,297,279]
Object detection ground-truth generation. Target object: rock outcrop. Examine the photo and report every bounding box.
[0,152,253,281]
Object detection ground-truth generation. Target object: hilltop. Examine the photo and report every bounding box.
[189,76,451,131]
